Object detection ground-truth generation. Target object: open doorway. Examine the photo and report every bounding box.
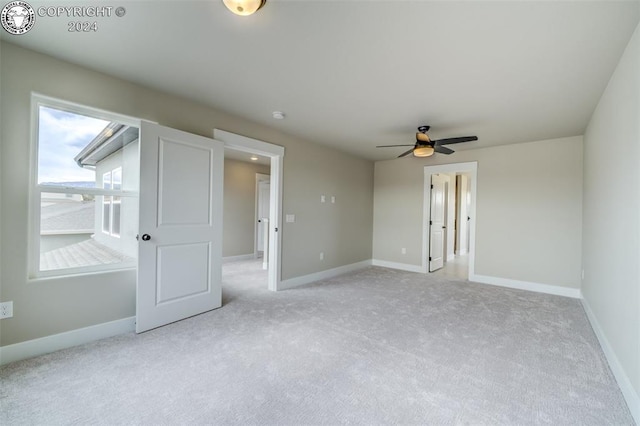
[220,149,271,295]
[423,162,477,280]
[214,129,284,292]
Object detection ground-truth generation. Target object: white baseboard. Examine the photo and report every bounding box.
[372,259,425,273]
[279,260,372,291]
[469,274,581,298]
[0,316,135,366]
[222,254,255,263]
[581,297,640,423]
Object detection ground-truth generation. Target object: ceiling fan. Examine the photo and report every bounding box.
[377,126,478,158]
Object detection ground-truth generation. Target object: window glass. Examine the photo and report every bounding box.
[112,197,121,237]
[38,106,109,187]
[39,192,133,271]
[35,102,139,275]
[112,167,122,190]
[103,171,112,190]
[102,196,111,234]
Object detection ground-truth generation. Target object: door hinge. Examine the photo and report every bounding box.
[275,227,278,232]
[429,256,432,261]
[429,220,432,225]
[430,184,434,189]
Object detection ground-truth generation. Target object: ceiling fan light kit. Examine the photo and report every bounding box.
[413,146,435,157]
[376,126,478,159]
[222,0,266,16]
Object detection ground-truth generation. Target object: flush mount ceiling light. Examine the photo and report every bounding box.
[222,0,266,16]
[272,111,285,120]
[250,155,258,161]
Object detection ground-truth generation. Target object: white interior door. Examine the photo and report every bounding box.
[429,174,447,272]
[456,174,469,255]
[257,181,270,253]
[136,122,224,333]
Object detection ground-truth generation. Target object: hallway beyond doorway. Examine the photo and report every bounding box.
[432,254,468,281]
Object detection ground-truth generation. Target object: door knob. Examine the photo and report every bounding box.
[141,234,151,241]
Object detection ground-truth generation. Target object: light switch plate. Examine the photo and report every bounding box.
[1,301,13,319]
[286,214,295,223]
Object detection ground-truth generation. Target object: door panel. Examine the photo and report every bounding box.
[156,242,211,304]
[157,140,212,226]
[137,122,224,333]
[429,174,447,272]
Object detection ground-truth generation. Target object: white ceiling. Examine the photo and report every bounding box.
[4,1,639,161]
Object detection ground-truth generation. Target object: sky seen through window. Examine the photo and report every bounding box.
[38,106,110,184]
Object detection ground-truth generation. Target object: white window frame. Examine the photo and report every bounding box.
[29,93,141,278]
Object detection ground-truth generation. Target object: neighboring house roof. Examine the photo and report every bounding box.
[40,238,134,271]
[74,123,139,167]
[41,199,95,233]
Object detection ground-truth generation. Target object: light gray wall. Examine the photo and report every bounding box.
[223,159,269,257]
[0,42,374,346]
[582,22,640,404]
[282,139,374,278]
[373,136,583,288]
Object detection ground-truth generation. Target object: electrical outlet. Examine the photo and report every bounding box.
[401,248,407,255]
[1,301,13,319]
[331,196,335,204]
[320,195,326,203]
[320,252,324,261]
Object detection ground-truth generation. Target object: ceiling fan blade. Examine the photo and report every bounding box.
[376,144,416,148]
[398,148,415,158]
[434,136,478,145]
[434,145,454,155]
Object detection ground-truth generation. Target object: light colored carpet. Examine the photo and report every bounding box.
[0,260,633,425]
